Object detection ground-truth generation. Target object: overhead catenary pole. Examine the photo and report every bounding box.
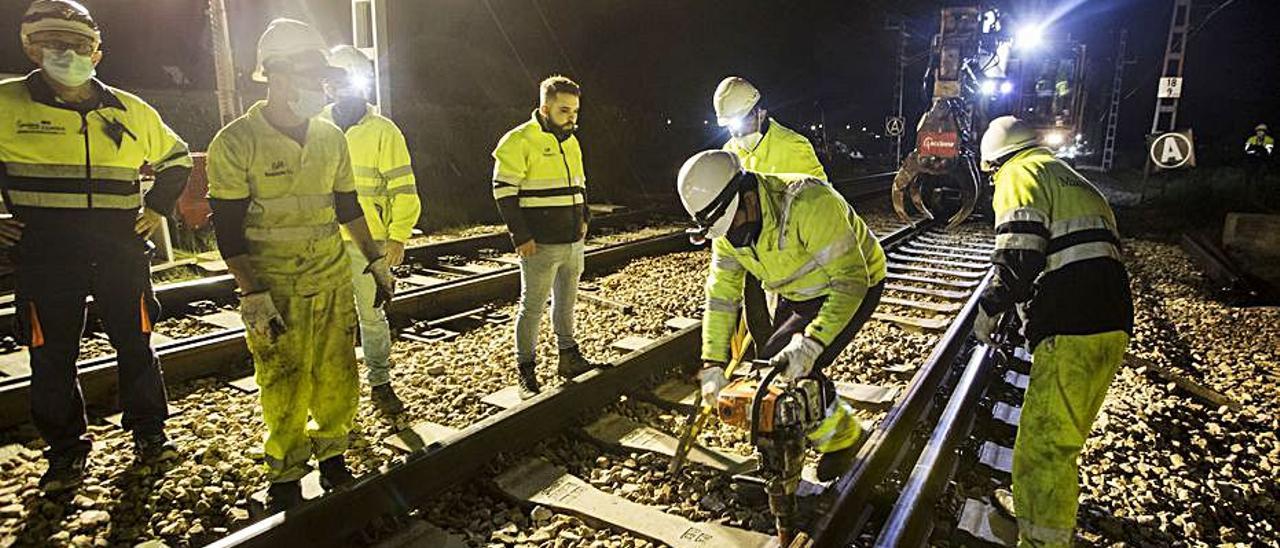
[1100,29,1131,172]
[885,16,908,166]
[208,0,241,126]
[352,0,392,114]
[1150,0,1193,134]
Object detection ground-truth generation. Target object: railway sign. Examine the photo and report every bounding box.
[1157,77,1183,99]
[885,116,905,137]
[1149,130,1196,170]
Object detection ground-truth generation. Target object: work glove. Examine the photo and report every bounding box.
[698,365,728,404]
[771,334,824,382]
[974,305,1001,345]
[240,290,286,343]
[366,255,396,308]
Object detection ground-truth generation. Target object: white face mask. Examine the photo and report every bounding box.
[288,87,327,119]
[732,131,764,151]
[41,48,95,87]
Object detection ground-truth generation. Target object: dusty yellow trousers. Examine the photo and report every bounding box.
[1013,331,1129,547]
[246,284,360,483]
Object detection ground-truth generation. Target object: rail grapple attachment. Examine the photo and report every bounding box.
[892,99,980,229]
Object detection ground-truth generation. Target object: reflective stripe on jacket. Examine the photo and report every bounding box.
[1245,134,1274,156]
[982,147,1133,347]
[723,118,827,180]
[320,104,421,242]
[701,173,886,362]
[491,111,588,245]
[206,101,354,295]
[0,72,191,216]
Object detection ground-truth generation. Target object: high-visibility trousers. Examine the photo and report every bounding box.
[246,283,360,483]
[1013,331,1129,547]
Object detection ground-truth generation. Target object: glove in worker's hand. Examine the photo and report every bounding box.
[771,334,824,382]
[974,304,1001,345]
[240,290,286,343]
[698,364,728,404]
[366,255,396,308]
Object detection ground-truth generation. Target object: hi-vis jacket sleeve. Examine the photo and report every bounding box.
[491,132,533,246]
[140,102,193,215]
[382,123,421,242]
[701,238,747,363]
[980,162,1050,315]
[205,131,251,257]
[796,189,871,346]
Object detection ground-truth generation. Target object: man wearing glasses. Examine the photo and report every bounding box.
[0,0,193,492]
[206,18,395,511]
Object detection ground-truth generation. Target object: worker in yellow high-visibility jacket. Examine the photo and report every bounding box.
[976,116,1134,547]
[321,45,421,415]
[0,0,192,492]
[713,76,831,352]
[491,75,602,400]
[206,19,396,513]
[678,149,885,481]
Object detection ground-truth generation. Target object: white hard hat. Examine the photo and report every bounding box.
[20,0,99,45]
[329,45,372,79]
[980,116,1039,167]
[1257,123,1269,132]
[713,77,761,127]
[252,18,334,82]
[678,150,743,240]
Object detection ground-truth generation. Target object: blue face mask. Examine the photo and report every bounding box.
[41,48,95,87]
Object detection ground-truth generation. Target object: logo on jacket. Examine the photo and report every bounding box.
[15,119,67,135]
[264,160,293,178]
[542,146,556,156]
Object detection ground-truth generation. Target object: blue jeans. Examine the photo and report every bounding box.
[345,241,393,386]
[515,241,584,364]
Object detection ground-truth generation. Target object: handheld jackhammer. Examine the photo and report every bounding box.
[716,363,826,544]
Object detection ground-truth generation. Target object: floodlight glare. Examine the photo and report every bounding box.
[999,81,1014,95]
[726,117,745,132]
[1016,24,1045,50]
[1044,131,1066,147]
[349,74,372,93]
[980,80,998,96]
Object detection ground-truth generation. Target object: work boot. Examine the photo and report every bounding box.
[318,455,356,492]
[371,383,405,415]
[557,345,600,379]
[993,488,1016,519]
[134,432,180,464]
[815,444,860,482]
[39,452,87,494]
[265,480,303,513]
[517,361,541,400]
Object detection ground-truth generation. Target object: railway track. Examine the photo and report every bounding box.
[0,210,690,430]
[200,215,1001,548]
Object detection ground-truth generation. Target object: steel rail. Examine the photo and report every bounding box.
[0,232,694,429]
[873,340,999,547]
[806,269,995,547]
[209,323,702,548]
[0,208,672,331]
[211,208,919,548]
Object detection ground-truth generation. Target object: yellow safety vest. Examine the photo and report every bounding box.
[320,104,421,242]
[0,72,190,213]
[491,111,587,245]
[702,173,886,363]
[723,118,827,180]
[206,101,354,295]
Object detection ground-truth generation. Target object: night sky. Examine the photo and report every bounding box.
[2,0,1278,188]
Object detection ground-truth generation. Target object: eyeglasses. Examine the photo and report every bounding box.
[32,39,95,56]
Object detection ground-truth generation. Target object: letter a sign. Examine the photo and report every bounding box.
[1149,130,1196,171]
